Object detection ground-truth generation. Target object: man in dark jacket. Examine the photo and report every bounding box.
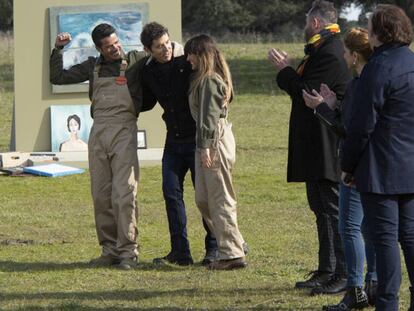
[139,22,218,266]
[342,5,414,310]
[268,0,350,295]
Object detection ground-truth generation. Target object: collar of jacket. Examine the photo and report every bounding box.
[145,42,184,66]
[371,42,407,59]
[304,24,340,56]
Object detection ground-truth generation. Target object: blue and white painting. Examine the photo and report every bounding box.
[50,105,93,152]
[58,11,143,69]
[49,3,149,93]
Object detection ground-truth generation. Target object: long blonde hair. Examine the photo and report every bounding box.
[185,34,233,105]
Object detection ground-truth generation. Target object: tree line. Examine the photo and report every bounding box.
[182,0,414,40]
[1,0,413,39]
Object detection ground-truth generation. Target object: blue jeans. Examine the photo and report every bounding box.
[361,192,414,311]
[162,142,217,260]
[339,184,377,287]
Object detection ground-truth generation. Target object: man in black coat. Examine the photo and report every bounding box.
[268,0,350,295]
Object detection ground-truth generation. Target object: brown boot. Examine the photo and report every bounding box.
[89,255,119,267]
[207,257,247,270]
[115,257,138,270]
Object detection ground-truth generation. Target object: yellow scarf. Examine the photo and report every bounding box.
[297,24,341,76]
[307,23,341,46]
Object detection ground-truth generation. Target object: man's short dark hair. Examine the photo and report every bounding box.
[92,23,116,47]
[140,22,169,50]
[308,0,338,24]
[371,4,413,45]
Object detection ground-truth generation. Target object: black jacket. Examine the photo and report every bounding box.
[141,46,195,143]
[277,34,351,182]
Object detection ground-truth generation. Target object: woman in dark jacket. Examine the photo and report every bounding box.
[341,5,414,311]
[303,27,377,311]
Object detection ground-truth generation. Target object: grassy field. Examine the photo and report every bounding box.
[0,35,411,310]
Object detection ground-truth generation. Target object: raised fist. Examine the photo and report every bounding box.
[55,32,72,48]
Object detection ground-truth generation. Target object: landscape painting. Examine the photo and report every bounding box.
[49,3,148,93]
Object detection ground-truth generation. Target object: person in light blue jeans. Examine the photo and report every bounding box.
[303,27,377,310]
[339,183,377,296]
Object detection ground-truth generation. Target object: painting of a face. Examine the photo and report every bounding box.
[68,118,80,133]
[50,105,93,152]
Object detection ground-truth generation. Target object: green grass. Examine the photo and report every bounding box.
[0,32,13,152]
[0,36,411,310]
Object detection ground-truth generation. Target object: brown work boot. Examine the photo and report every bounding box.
[201,249,219,266]
[207,257,247,270]
[89,255,119,267]
[115,257,138,270]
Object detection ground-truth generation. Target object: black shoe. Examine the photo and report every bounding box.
[311,275,347,295]
[153,252,194,266]
[364,280,377,306]
[322,286,369,310]
[295,270,332,289]
[201,248,218,266]
[409,286,414,311]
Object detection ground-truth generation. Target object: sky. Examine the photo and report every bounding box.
[341,3,362,21]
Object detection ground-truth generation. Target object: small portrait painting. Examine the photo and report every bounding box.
[50,105,93,152]
[59,114,88,152]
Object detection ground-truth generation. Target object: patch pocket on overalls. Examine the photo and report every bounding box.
[100,91,116,102]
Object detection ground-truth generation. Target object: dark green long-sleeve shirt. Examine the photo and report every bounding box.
[189,74,230,148]
[50,48,148,116]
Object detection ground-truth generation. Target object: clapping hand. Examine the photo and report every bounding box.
[302,88,324,109]
[302,83,338,110]
[319,84,337,110]
[268,48,291,71]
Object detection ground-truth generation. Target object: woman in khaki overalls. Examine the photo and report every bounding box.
[185,35,247,270]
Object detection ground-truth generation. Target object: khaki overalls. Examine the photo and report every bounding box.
[194,111,245,260]
[88,59,139,260]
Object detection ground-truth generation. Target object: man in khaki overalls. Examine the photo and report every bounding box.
[50,23,146,270]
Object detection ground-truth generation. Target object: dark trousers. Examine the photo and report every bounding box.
[361,192,414,311]
[306,180,346,276]
[162,142,217,260]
